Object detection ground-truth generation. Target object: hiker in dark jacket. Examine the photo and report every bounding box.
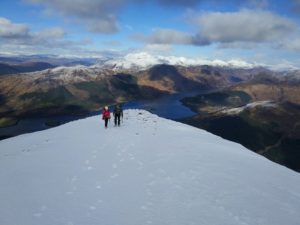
[102,106,111,128]
[113,104,123,126]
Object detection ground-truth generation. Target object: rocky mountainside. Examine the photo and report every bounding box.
[181,75,300,172]
[0,62,55,75]
[0,62,261,118]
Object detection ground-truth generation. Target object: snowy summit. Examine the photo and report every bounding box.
[0,110,300,225]
[100,52,256,71]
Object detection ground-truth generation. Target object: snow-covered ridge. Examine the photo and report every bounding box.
[0,109,300,225]
[14,52,300,80]
[22,52,257,82]
[25,64,103,83]
[97,52,256,71]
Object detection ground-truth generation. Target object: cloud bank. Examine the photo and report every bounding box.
[0,18,29,39]
[0,17,92,55]
[194,10,294,43]
[24,0,272,34]
[137,10,296,49]
[26,0,124,33]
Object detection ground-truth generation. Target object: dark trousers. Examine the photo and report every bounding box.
[104,118,109,128]
[114,114,121,126]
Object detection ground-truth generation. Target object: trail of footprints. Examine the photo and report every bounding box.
[34,112,159,220]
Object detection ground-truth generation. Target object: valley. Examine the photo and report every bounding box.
[0,62,252,121]
[1,55,300,172]
[181,76,300,172]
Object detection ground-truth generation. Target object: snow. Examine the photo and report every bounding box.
[222,101,277,115]
[27,65,102,83]
[245,101,277,108]
[0,109,300,225]
[98,52,256,71]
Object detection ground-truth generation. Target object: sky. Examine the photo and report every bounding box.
[1,0,300,67]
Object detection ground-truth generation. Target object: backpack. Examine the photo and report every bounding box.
[114,106,122,114]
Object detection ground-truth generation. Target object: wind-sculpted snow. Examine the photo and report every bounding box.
[0,110,300,225]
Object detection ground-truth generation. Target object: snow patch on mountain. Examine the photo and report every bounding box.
[222,101,278,115]
[0,109,300,225]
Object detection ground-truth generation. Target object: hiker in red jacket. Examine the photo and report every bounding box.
[102,106,111,128]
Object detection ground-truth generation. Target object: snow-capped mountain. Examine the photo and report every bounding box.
[97,52,257,71]
[28,65,102,83]
[1,52,298,75]
[20,52,257,83]
[0,110,300,225]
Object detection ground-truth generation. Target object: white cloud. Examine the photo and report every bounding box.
[134,29,193,45]
[0,17,29,38]
[24,0,275,34]
[25,0,123,33]
[192,10,295,43]
[0,17,65,43]
[35,27,65,40]
[144,44,172,53]
[278,36,300,51]
[137,10,296,50]
[0,17,90,54]
[218,42,259,49]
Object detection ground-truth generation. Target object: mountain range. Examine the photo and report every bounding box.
[1,53,300,172]
[0,62,55,75]
[0,53,265,119]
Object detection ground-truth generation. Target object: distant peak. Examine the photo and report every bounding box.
[96,52,257,71]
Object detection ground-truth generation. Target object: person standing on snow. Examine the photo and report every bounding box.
[113,104,123,126]
[102,106,111,128]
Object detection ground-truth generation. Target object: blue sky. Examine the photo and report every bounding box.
[1,0,300,67]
